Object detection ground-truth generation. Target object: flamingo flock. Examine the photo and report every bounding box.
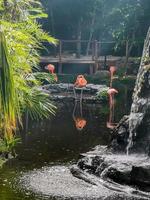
[44,63,118,130]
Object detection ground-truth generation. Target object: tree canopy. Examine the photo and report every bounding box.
[42,0,150,56]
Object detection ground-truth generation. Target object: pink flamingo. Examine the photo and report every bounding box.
[107,88,118,108]
[109,66,116,87]
[73,75,87,103]
[45,64,58,82]
[74,75,87,88]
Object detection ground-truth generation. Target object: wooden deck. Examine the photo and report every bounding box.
[40,39,122,74]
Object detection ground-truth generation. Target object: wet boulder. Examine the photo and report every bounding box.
[111,115,129,152]
[75,146,150,192]
[77,156,104,173]
[102,164,131,185]
[70,165,97,186]
[131,165,150,191]
[41,83,109,103]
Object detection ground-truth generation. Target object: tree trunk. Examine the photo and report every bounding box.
[49,0,55,36]
[86,13,96,56]
[124,33,135,77]
[124,41,134,77]
[76,19,82,58]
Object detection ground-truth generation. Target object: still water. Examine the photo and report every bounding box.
[0,84,133,200]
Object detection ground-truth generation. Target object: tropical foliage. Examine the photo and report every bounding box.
[0,0,57,150]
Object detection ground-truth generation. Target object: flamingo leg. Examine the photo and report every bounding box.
[79,88,83,117]
[110,75,113,87]
[80,88,83,103]
[80,88,84,117]
[73,87,77,101]
[72,99,78,121]
[67,83,69,93]
[112,94,115,122]
[109,104,112,124]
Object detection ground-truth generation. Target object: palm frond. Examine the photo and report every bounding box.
[23,88,56,120]
[0,0,57,149]
[0,29,20,142]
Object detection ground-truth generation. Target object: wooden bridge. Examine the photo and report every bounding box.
[40,40,122,74]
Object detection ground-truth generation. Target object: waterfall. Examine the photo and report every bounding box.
[127,113,144,155]
[126,27,150,154]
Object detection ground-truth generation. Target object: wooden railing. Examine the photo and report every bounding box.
[52,40,117,61]
[42,37,146,61]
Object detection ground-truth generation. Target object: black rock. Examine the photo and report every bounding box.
[131,165,150,191]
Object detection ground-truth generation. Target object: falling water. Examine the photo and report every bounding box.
[126,113,144,155]
[126,70,149,155]
[126,27,150,155]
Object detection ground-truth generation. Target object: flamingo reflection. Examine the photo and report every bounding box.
[107,88,118,129]
[74,117,87,131]
[72,98,87,131]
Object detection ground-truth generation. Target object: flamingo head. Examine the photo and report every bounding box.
[107,88,118,95]
[74,75,87,87]
[106,122,117,129]
[77,75,84,79]
[109,66,116,75]
[45,64,55,74]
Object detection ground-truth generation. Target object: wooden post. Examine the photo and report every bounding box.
[94,62,99,73]
[94,40,98,60]
[124,40,129,77]
[76,39,81,58]
[92,41,95,60]
[76,20,82,58]
[94,40,98,74]
[89,64,94,75]
[97,42,100,57]
[104,55,107,70]
[54,45,57,57]
[126,40,129,58]
[58,40,63,74]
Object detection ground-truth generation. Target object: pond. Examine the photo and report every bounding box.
[0,83,133,200]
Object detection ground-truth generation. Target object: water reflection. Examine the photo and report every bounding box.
[107,88,118,129]
[107,65,119,129]
[0,82,134,200]
[72,100,87,131]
